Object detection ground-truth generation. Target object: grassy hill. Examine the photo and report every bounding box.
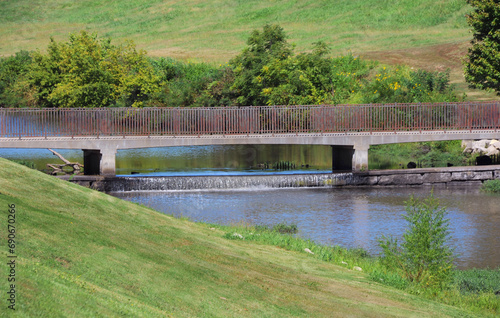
[1,0,496,100]
[0,0,471,60]
[0,158,484,317]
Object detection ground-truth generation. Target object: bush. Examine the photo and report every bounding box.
[453,268,500,295]
[29,31,160,108]
[378,194,455,288]
[271,223,298,234]
[480,179,500,193]
[0,50,35,107]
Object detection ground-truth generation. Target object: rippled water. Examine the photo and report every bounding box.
[113,186,500,270]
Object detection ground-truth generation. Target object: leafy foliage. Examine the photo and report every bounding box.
[480,179,500,193]
[464,0,500,94]
[379,194,455,288]
[358,66,458,104]
[0,26,461,108]
[228,25,371,106]
[453,268,500,295]
[29,31,160,108]
[149,57,232,107]
[0,51,35,107]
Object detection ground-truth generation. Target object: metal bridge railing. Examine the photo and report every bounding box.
[0,102,499,138]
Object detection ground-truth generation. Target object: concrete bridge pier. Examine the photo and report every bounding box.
[83,148,117,176]
[352,144,369,172]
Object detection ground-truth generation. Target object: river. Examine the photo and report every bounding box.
[112,186,500,270]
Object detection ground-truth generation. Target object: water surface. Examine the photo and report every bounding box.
[113,186,500,270]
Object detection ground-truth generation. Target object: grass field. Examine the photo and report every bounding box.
[0,158,490,317]
[0,0,471,60]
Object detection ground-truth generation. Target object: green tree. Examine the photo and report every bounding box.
[229,24,293,106]
[29,31,160,108]
[379,194,455,288]
[464,0,500,94]
[0,51,35,107]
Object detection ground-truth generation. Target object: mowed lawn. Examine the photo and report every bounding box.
[0,157,476,317]
[0,0,471,61]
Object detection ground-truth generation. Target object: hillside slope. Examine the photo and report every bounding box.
[0,158,477,317]
[0,0,470,61]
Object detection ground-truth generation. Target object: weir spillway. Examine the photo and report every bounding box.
[61,165,500,192]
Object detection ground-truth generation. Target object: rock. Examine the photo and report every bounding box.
[487,145,500,156]
[462,140,474,148]
[473,146,488,154]
[407,161,417,169]
[353,266,363,271]
[462,140,474,154]
[304,248,314,254]
[341,261,348,265]
[473,139,490,149]
[232,233,244,239]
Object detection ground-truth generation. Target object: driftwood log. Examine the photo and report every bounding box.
[46,149,84,175]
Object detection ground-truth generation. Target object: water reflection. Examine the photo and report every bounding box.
[0,145,333,175]
[113,186,500,270]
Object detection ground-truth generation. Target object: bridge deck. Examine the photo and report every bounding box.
[1,102,499,175]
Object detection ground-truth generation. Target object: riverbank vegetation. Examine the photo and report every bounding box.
[1,25,462,108]
[480,179,500,193]
[1,157,498,316]
[369,140,469,169]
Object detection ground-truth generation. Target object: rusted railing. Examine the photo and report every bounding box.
[0,102,499,138]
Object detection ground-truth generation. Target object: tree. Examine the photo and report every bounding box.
[464,0,500,94]
[29,31,160,108]
[229,24,293,106]
[0,51,35,107]
[378,194,455,288]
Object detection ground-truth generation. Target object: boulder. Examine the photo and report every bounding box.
[462,140,474,154]
[473,146,488,154]
[486,145,500,156]
[473,139,491,149]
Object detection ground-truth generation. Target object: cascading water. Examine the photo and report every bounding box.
[105,173,357,192]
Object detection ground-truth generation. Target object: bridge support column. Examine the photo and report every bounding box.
[331,146,354,171]
[352,144,369,172]
[83,148,117,176]
[100,148,117,176]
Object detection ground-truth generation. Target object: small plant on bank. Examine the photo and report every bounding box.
[480,180,500,193]
[12,160,36,169]
[271,223,298,234]
[378,194,455,289]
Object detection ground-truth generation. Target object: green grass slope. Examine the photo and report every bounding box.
[0,158,478,317]
[0,0,470,61]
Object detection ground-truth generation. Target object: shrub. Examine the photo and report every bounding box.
[453,268,500,295]
[29,31,160,108]
[378,194,455,288]
[12,160,36,169]
[480,179,500,193]
[271,223,298,234]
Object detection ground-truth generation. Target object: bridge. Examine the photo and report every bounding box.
[1,102,499,175]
